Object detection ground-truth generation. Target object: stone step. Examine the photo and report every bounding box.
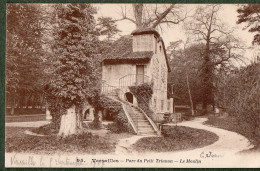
[139,133,157,136]
[136,123,151,126]
[135,119,149,122]
[138,126,154,131]
[131,116,146,119]
[132,120,149,123]
[138,130,156,134]
[137,124,153,128]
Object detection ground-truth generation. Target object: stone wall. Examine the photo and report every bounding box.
[149,39,169,114]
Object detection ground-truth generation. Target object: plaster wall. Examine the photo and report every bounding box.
[133,34,154,52]
[102,63,136,87]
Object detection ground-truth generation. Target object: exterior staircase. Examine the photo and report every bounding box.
[101,81,160,136]
[123,102,158,136]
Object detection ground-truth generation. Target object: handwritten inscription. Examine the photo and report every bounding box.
[11,154,36,166]
[200,151,224,158]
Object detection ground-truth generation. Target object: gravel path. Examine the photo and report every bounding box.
[113,117,254,156]
[112,117,260,167]
[176,117,254,154]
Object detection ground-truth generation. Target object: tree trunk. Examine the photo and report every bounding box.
[46,104,52,121]
[76,105,83,129]
[25,94,30,109]
[93,108,100,123]
[40,95,45,109]
[133,4,143,29]
[186,72,194,116]
[10,95,15,115]
[32,95,36,109]
[202,35,211,115]
[58,105,80,138]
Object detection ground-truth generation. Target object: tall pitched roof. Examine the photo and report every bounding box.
[102,29,171,72]
[131,28,160,38]
[102,35,153,64]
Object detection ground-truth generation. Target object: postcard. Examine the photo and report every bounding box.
[4,3,260,168]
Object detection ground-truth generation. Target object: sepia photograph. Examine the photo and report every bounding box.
[4,3,260,168]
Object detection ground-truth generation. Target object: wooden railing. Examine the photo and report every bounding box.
[119,74,150,88]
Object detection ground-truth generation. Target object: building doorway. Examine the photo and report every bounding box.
[83,109,89,120]
[125,92,133,104]
[136,65,144,85]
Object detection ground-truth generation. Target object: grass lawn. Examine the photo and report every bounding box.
[5,127,35,138]
[204,115,260,153]
[132,126,219,152]
[5,114,46,123]
[5,123,133,155]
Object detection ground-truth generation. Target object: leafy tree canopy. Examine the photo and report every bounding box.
[237,4,260,45]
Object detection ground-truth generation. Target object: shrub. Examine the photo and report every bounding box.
[88,118,103,130]
[107,109,135,134]
[216,63,260,142]
[129,83,158,122]
[98,95,122,120]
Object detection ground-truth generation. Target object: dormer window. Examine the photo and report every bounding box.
[154,36,157,54]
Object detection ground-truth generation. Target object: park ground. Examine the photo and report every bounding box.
[5,113,260,158]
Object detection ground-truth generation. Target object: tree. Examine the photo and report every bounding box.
[185,5,244,114]
[96,17,120,41]
[48,4,99,138]
[237,4,260,45]
[95,17,121,56]
[217,63,260,140]
[118,4,186,29]
[167,42,204,111]
[6,4,45,114]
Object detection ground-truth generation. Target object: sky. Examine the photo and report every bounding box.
[96,4,259,65]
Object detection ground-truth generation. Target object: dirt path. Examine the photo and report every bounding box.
[112,117,259,167]
[115,117,253,156]
[176,117,254,154]
[115,135,157,155]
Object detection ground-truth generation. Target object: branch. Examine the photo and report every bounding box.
[119,5,137,25]
[151,4,176,28]
[190,29,207,40]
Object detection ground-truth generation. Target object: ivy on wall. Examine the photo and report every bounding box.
[129,83,158,122]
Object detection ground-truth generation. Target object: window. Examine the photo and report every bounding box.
[136,37,140,51]
[155,36,157,54]
[168,102,171,111]
[154,98,157,108]
[159,45,162,52]
[161,100,164,111]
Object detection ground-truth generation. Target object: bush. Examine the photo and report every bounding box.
[129,83,158,122]
[98,96,122,120]
[107,110,135,134]
[88,119,103,130]
[216,63,260,141]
